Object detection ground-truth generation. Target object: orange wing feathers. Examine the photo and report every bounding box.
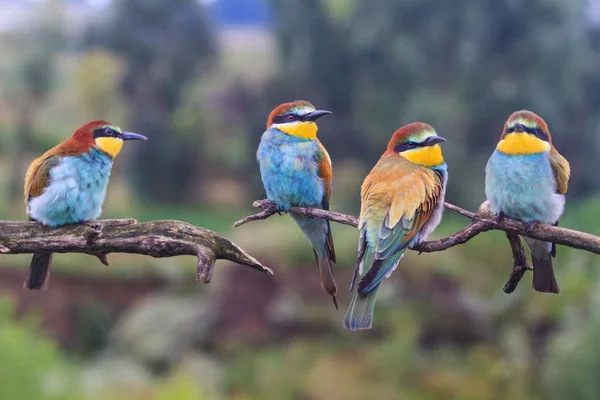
[316,139,333,203]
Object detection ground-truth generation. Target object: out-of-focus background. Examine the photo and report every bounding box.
[1,0,600,398]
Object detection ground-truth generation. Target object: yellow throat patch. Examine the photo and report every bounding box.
[497,132,550,155]
[96,137,124,158]
[276,121,318,140]
[402,144,444,167]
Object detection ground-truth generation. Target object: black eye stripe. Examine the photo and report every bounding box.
[506,125,549,141]
[272,113,305,124]
[394,141,419,152]
[93,127,120,139]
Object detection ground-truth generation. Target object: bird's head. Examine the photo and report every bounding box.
[497,110,551,155]
[72,120,147,158]
[266,100,332,140]
[387,122,446,167]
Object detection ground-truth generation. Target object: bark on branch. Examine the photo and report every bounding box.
[235,199,600,293]
[0,219,272,283]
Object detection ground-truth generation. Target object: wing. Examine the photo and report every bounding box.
[24,155,61,203]
[354,156,445,294]
[549,147,570,194]
[315,139,335,262]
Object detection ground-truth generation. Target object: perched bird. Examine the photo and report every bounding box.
[23,120,147,290]
[257,100,338,307]
[344,123,447,330]
[485,110,570,294]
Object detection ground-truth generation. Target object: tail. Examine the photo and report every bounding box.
[525,238,559,294]
[292,214,338,309]
[343,287,379,330]
[23,252,52,290]
[314,249,338,309]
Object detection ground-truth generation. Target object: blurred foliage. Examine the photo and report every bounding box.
[89,0,218,202]
[73,50,125,121]
[0,297,77,400]
[239,0,600,210]
[1,0,600,399]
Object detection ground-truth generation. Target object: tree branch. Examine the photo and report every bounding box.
[235,199,600,293]
[0,219,272,283]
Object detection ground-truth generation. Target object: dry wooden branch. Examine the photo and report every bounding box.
[0,219,272,283]
[235,199,600,293]
[502,233,532,294]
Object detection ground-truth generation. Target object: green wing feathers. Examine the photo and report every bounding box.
[353,158,444,294]
[549,148,570,194]
[24,155,61,203]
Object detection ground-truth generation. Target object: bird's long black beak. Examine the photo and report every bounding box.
[423,136,447,146]
[512,123,525,133]
[303,110,332,122]
[121,132,148,141]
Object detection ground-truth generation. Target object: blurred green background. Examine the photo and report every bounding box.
[1,0,600,398]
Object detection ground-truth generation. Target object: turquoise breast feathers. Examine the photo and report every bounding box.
[27,148,113,227]
[485,150,564,224]
[257,127,325,210]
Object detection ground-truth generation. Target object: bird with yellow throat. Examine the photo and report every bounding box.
[485,110,570,294]
[23,120,147,290]
[344,122,448,330]
[256,100,338,308]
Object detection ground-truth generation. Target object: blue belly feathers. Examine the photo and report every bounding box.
[485,151,564,224]
[257,128,324,210]
[27,148,113,227]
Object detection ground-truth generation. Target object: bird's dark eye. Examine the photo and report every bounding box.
[105,128,115,136]
[405,142,416,149]
[533,128,549,141]
[287,114,296,121]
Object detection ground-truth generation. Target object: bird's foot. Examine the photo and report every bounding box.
[264,200,284,216]
[526,221,538,235]
[496,212,504,224]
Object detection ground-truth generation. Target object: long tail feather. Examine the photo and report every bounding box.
[525,238,559,294]
[532,254,560,294]
[343,287,379,330]
[314,249,338,309]
[23,252,52,290]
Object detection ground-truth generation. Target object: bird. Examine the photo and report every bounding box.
[23,120,147,290]
[485,110,570,294]
[344,122,447,330]
[256,100,338,308]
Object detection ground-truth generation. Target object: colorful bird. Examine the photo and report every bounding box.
[256,100,338,307]
[485,110,570,294]
[344,122,447,330]
[23,120,147,290]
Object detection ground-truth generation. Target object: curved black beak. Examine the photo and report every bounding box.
[423,136,447,146]
[512,123,525,133]
[121,132,148,141]
[303,110,332,122]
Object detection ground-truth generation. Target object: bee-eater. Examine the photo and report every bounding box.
[344,122,447,330]
[485,110,570,294]
[23,120,147,290]
[256,100,338,307]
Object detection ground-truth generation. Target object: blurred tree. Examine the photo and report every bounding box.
[349,0,598,206]
[91,0,217,202]
[74,50,125,121]
[5,1,65,201]
[256,0,598,208]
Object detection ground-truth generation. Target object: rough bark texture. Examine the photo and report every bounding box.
[0,219,272,283]
[236,199,600,293]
